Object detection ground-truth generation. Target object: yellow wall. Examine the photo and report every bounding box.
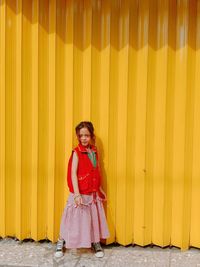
[0,0,200,250]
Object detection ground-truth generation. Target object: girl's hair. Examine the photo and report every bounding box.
[75,121,95,142]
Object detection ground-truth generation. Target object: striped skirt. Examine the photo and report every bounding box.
[60,192,110,248]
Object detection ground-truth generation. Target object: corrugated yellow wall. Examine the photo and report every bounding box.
[0,0,200,250]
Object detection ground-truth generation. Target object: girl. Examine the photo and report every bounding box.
[54,121,110,258]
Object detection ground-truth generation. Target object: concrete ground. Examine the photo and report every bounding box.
[0,237,200,267]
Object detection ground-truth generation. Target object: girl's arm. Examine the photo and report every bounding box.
[71,151,82,205]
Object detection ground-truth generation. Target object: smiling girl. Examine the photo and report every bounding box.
[54,121,109,258]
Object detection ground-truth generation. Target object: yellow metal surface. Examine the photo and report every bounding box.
[0,0,200,249]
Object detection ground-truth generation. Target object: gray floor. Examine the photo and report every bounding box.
[0,237,200,267]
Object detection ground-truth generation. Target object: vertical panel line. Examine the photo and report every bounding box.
[47,0,56,240]
[15,0,22,239]
[31,0,39,240]
[0,0,6,237]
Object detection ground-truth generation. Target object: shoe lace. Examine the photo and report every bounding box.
[93,242,102,252]
[56,239,64,250]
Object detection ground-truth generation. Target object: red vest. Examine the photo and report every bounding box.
[67,143,101,194]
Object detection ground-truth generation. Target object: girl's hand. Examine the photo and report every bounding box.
[99,189,107,201]
[74,194,83,206]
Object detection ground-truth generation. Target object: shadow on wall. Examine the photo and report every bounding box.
[95,135,115,240]
[2,0,199,51]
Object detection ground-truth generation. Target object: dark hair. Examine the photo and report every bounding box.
[75,121,95,141]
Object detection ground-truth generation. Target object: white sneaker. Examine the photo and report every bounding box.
[92,242,104,258]
[54,239,64,257]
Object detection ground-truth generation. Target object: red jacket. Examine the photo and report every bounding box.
[67,143,101,194]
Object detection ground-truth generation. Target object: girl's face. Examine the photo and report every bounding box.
[78,127,91,147]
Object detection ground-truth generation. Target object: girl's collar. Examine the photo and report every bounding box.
[78,143,97,153]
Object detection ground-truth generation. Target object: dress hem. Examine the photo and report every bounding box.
[63,235,110,249]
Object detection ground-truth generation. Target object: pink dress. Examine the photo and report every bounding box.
[60,192,110,248]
